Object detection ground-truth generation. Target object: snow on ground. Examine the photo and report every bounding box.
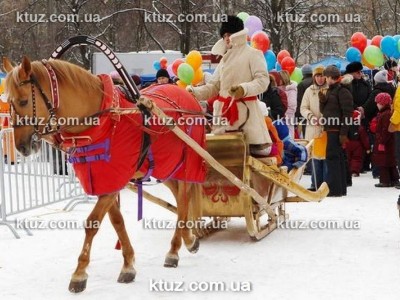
[1,173,400,300]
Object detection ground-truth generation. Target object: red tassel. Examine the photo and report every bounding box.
[115,239,121,250]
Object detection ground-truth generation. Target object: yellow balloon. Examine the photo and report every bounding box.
[186,50,202,71]
[176,80,187,89]
[192,68,204,86]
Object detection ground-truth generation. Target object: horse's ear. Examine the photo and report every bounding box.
[2,57,14,73]
[19,56,32,79]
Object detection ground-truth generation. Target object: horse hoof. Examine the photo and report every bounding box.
[117,271,136,283]
[164,254,179,268]
[68,279,87,293]
[187,237,200,254]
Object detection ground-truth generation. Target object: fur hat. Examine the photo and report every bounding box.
[375,92,392,106]
[345,62,363,74]
[313,65,325,77]
[323,65,341,78]
[301,64,313,76]
[219,15,244,37]
[156,68,170,79]
[373,70,388,84]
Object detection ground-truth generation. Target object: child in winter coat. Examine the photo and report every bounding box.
[273,119,308,171]
[346,110,371,177]
[372,93,400,187]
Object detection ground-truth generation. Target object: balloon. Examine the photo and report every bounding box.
[172,58,185,75]
[277,50,291,64]
[166,64,174,78]
[380,36,397,57]
[363,45,384,67]
[237,12,249,23]
[160,61,167,69]
[244,16,263,37]
[290,67,303,83]
[177,63,194,84]
[153,61,161,71]
[192,67,204,86]
[251,31,270,53]
[276,63,282,71]
[186,50,202,71]
[160,57,167,64]
[264,50,276,71]
[351,32,367,53]
[393,35,400,42]
[281,56,296,74]
[176,80,187,89]
[361,54,374,69]
[367,39,372,46]
[371,35,383,47]
[345,47,362,62]
[398,40,400,52]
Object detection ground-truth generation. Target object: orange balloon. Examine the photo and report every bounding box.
[176,80,187,89]
[361,54,374,69]
[186,50,202,70]
[192,68,204,86]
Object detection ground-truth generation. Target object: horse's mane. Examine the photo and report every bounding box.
[5,59,102,99]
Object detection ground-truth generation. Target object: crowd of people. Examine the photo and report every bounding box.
[107,15,400,206]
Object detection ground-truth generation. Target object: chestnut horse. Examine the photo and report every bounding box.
[2,57,203,293]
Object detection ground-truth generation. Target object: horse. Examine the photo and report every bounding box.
[2,56,206,293]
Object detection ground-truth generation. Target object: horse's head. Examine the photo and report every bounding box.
[2,56,51,156]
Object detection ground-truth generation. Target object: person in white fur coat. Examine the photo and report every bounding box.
[188,15,272,156]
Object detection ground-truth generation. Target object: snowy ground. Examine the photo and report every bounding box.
[1,173,399,300]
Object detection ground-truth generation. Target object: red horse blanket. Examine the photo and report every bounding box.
[62,75,206,195]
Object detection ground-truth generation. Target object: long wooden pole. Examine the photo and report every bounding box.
[138,96,277,221]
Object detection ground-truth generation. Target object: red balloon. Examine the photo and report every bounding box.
[351,32,367,53]
[371,35,383,47]
[277,50,291,65]
[172,59,185,76]
[160,61,168,69]
[281,56,296,74]
[160,57,168,64]
[250,31,270,53]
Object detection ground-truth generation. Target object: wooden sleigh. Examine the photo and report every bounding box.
[127,98,329,240]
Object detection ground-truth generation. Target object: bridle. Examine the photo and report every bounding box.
[10,59,60,143]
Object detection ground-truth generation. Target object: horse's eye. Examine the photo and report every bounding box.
[19,99,28,107]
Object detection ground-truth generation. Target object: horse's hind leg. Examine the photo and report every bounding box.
[108,196,136,283]
[68,192,118,293]
[163,181,199,268]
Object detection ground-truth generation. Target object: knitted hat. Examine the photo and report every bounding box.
[323,65,341,78]
[156,68,170,79]
[375,92,392,106]
[373,70,388,84]
[269,71,283,86]
[219,15,244,37]
[313,65,325,77]
[301,64,313,76]
[273,119,289,140]
[345,61,363,74]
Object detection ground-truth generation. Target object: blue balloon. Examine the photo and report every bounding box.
[153,61,161,71]
[380,36,397,57]
[264,50,277,71]
[276,62,282,71]
[393,35,400,42]
[346,47,362,62]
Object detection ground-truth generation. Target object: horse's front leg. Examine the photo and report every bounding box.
[108,195,136,283]
[164,181,199,268]
[68,192,118,293]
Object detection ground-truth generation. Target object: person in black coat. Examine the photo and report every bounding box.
[345,62,371,108]
[261,74,285,121]
[360,70,396,123]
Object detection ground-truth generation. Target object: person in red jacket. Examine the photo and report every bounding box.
[346,110,371,177]
[372,92,400,187]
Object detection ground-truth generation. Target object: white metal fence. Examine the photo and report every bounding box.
[1,114,93,238]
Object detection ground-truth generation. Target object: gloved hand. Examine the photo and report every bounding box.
[339,135,349,146]
[378,144,385,152]
[229,85,244,99]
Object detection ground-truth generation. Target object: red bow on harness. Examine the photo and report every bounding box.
[218,95,257,125]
